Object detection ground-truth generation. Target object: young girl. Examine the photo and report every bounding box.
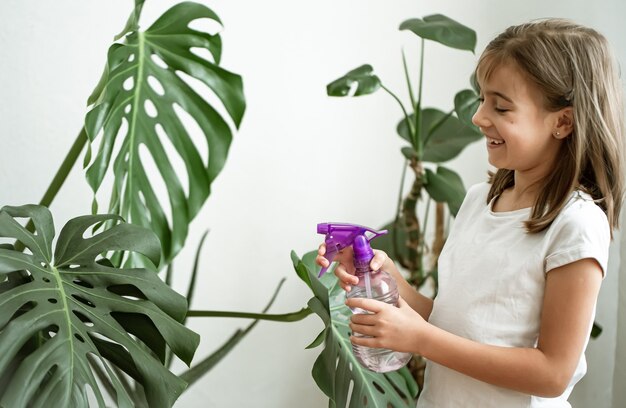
[317,19,624,407]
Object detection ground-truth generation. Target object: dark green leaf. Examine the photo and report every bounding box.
[401,146,418,160]
[420,108,482,162]
[370,219,409,265]
[293,251,418,407]
[400,14,476,52]
[0,205,199,408]
[327,65,382,97]
[84,2,246,266]
[423,167,466,216]
[454,89,480,127]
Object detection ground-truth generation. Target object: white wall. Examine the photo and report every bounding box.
[0,1,624,407]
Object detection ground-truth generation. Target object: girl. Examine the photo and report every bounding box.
[317,19,624,407]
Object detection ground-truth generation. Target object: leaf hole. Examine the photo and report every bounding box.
[128,53,135,63]
[346,379,354,407]
[363,395,368,406]
[144,99,158,118]
[189,47,216,64]
[108,284,147,300]
[122,76,134,91]
[73,279,94,289]
[74,333,85,343]
[43,277,51,283]
[72,294,96,308]
[125,104,132,114]
[73,310,95,327]
[151,53,168,69]
[187,17,222,36]
[372,381,385,394]
[137,143,174,230]
[47,298,57,304]
[46,324,59,338]
[147,75,165,96]
[68,265,81,270]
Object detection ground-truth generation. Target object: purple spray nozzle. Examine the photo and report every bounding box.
[316,222,387,277]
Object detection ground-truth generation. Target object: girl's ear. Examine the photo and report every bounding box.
[553,107,574,139]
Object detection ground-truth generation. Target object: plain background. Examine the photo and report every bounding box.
[0,1,624,407]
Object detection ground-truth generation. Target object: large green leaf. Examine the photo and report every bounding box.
[398,108,482,163]
[327,65,382,97]
[0,205,199,408]
[84,2,246,265]
[293,251,418,407]
[399,14,476,52]
[424,166,466,216]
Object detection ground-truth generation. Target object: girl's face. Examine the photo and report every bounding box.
[472,62,564,178]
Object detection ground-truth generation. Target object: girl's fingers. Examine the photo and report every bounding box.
[370,250,387,271]
[345,297,385,313]
[318,243,326,256]
[349,335,379,348]
[335,265,358,285]
[350,323,377,337]
[351,313,376,325]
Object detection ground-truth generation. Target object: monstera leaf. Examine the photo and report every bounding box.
[0,205,199,408]
[292,251,418,408]
[398,108,482,163]
[399,14,476,52]
[84,2,246,265]
[327,65,382,97]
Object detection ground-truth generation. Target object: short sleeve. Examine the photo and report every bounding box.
[544,199,610,277]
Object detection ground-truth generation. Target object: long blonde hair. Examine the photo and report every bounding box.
[476,19,624,235]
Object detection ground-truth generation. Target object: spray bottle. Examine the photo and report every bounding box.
[317,222,412,373]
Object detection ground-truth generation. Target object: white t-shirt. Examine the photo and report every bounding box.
[417,182,610,408]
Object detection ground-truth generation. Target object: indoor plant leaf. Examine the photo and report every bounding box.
[293,251,418,407]
[399,14,476,52]
[397,108,481,163]
[453,88,480,127]
[84,2,246,265]
[327,65,382,97]
[423,166,466,216]
[0,205,199,408]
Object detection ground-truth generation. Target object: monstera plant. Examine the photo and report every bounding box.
[0,1,278,407]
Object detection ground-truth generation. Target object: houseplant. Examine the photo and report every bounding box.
[0,1,294,406]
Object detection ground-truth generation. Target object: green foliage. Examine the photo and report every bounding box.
[0,205,199,408]
[84,1,246,266]
[292,251,418,407]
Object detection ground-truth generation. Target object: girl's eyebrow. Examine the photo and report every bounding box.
[485,90,514,103]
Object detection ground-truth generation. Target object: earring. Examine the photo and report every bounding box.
[554,131,561,137]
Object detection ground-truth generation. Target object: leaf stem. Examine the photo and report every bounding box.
[186,308,313,322]
[380,84,414,137]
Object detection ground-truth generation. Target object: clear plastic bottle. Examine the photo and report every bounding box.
[347,235,412,373]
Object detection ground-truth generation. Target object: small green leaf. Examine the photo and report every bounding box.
[327,65,382,97]
[423,166,466,216]
[400,14,476,52]
[401,146,418,160]
[454,89,480,127]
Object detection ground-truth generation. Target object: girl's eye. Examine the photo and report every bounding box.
[495,107,509,113]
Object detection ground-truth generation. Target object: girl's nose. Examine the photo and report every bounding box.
[471,103,490,129]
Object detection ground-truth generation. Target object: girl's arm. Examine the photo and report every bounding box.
[348,258,602,397]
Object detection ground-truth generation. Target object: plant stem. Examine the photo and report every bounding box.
[14,127,87,250]
[381,85,414,137]
[393,160,409,267]
[415,38,425,157]
[402,49,416,111]
[186,308,313,322]
[402,159,425,286]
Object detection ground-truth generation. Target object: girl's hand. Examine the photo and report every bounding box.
[346,296,427,354]
[316,243,389,292]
